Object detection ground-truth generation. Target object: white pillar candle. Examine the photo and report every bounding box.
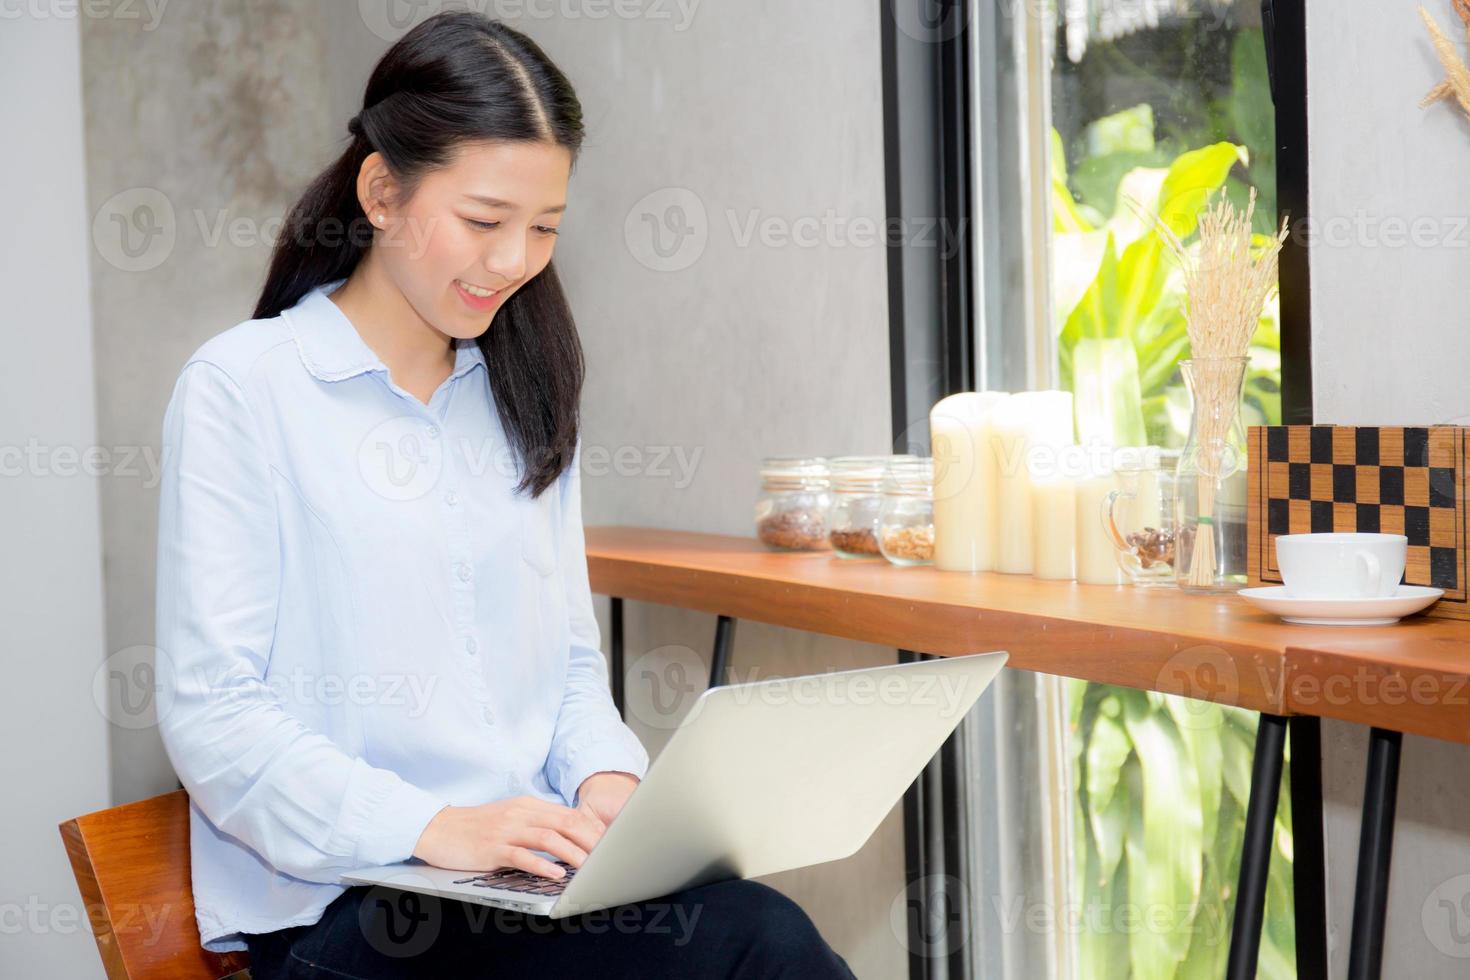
[930,391,1009,572]
[1077,459,1125,586]
[1030,391,1077,449]
[1032,470,1077,580]
[993,392,1074,574]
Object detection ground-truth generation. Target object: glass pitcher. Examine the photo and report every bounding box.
[1102,447,1180,587]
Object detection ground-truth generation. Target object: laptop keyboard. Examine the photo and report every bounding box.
[450,861,577,896]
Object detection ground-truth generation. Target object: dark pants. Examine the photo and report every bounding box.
[242,878,859,979]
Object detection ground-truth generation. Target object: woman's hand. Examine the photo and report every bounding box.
[574,770,640,827]
[411,797,607,880]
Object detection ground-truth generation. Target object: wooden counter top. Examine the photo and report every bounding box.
[585,526,1470,743]
[1283,627,1470,741]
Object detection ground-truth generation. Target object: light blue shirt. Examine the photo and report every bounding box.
[154,278,648,953]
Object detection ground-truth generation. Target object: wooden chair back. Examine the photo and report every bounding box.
[58,789,249,979]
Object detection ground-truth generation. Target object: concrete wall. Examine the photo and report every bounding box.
[80,0,384,806]
[0,12,111,979]
[1308,0,1470,974]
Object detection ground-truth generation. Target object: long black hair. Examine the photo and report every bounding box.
[253,11,585,498]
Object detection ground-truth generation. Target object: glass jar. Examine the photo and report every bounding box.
[755,457,832,552]
[879,458,934,566]
[827,455,915,559]
[1174,357,1251,593]
[1102,446,1180,587]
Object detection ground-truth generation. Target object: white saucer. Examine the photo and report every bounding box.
[1238,585,1444,626]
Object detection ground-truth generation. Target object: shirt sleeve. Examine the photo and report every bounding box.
[154,360,450,882]
[543,436,650,807]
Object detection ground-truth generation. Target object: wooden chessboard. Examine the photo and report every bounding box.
[1246,425,1469,620]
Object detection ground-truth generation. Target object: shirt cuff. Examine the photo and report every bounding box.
[340,759,451,868]
[552,730,649,808]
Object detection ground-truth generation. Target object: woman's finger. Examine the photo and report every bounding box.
[507,826,588,871]
[524,798,606,851]
[498,844,570,880]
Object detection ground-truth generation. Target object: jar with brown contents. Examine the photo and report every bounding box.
[828,455,915,559]
[829,527,881,556]
[754,457,832,552]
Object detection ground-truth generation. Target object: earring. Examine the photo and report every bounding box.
[376,213,385,225]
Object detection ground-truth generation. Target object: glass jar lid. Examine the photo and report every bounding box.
[882,457,933,496]
[829,454,918,491]
[760,456,830,490]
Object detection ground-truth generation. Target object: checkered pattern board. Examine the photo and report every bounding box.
[1246,425,1469,619]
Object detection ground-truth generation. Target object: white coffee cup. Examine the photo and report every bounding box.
[1274,532,1407,599]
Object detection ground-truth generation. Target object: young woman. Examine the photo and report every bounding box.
[154,12,856,978]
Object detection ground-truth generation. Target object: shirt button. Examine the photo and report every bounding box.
[426,424,440,439]
[444,490,458,506]
[482,706,495,725]
[456,563,472,582]
[464,637,478,655]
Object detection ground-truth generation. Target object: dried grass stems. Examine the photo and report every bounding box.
[1144,189,1288,588]
[1152,189,1287,360]
[1421,1,1470,118]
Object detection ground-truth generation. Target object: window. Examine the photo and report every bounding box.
[1045,7,1301,976]
[883,1,1314,977]
[1050,2,1282,446]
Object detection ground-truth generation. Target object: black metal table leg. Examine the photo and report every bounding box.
[1290,715,1329,979]
[1227,712,1289,979]
[899,650,936,979]
[938,674,971,980]
[609,596,625,717]
[902,756,931,978]
[895,650,968,979]
[709,614,736,688]
[1347,727,1404,980]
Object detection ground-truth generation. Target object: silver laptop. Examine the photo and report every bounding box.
[341,651,1008,919]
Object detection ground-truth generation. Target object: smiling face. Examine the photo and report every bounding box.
[367,139,572,341]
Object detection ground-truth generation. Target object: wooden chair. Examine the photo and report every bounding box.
[58,789,250,980]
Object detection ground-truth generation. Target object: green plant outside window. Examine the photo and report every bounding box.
[1050,21,1296,979]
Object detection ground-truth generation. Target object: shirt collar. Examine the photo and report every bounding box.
[286,277,487,384]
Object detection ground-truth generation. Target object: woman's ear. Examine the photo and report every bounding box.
[355,151,400,221]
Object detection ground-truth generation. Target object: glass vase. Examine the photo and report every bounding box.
[1173,357,1250,594]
